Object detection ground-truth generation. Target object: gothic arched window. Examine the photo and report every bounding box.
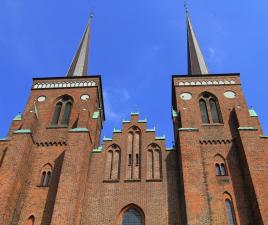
[220,163,227,176]
[126,126,141,180]
[225,199,236,225]
[216,163,221,176]
[122,208,143,225]
[199,92,222,124]
[215,155,228,176]
[52,96,73,127]
[199,99,209,123]
[147,143,162,180]
[105,145,121,180]
[40,164,53,187]
[27,215,35,225]
[52,102,62,126]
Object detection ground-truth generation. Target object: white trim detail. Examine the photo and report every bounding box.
[176,80,236,87]
[33,81,97,89]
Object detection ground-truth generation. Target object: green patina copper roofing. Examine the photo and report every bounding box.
[138,118,147,123]
[0,138,8,141]
[155,135,165,140]
[103,136,112,141]
[69,128,89,132]
[93,146,103,153]
[260,135,268,139]
[166,148,175,151]
[92,111,100,119]
[178,128,199,131]
[14,129,32,134]
[13,113,22,121]
[146,127,156,132]
[249,108,258,117]
[113,128,122,133]
[172,109,178,118]
[238,127,258,131]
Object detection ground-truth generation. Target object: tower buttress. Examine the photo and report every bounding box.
[172,9,268,225]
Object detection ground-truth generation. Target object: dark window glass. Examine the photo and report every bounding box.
[225,199,236,225]
[46,171,52,186]
[52,102,62,126]
[199,100,209,123]
[122,208,142,225]
[40,171,46,186]
[216,164,221,176]
[210,99,221,123]
[220,164,227,176]
[61,102,72,126]
[27,215,35,225]
[128,154,132,166]
[136,154,140,166]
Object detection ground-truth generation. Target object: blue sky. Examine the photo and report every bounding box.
[0,0,268,146]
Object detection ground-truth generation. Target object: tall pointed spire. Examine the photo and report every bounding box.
[185,6,209,75]
[67,14,93,77]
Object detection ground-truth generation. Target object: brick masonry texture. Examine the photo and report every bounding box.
[0,72,268,225]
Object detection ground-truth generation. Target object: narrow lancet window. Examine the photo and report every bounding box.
[210,99,221,123]
[199,99,209,123]
[52,102,62,126]
[225,199,236,225]
[61,102,72,126]
[122,208,143,225]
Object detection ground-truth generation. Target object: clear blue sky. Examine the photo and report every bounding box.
[0,0,267,146]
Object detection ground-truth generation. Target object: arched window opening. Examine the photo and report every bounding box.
[199,92,222,124]
[128,154,132,166]
[40,164,52,187]
[40,171,46,186]
[126,127,141,180]
[147,144,162,180]
[135,154,140,166]
[61,102,72,126]
[105,151,113,179]
[51,96,73,127]
[210,99,221,123]
[27,215,35,225]
[105,145,121,180]
[122,208,143,225]
[45,171,52,186]
[52,102,62,126]
[216,164,221,176]
[225,199,236,225]
[220,163,227,176]
[215,155,228,177]
[199,99,209,123]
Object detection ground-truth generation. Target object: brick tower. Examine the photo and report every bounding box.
[172,11,268,225]
[1,7,268,225]
[0,15,105,225]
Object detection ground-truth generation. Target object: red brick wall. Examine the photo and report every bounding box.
[172,73,268,225]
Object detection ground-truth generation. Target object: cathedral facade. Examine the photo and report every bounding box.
[1,11,268,225]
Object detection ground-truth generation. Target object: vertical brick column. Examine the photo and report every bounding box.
[0,111,36,225]
[178,130,212,225]
[50,108,93,225]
